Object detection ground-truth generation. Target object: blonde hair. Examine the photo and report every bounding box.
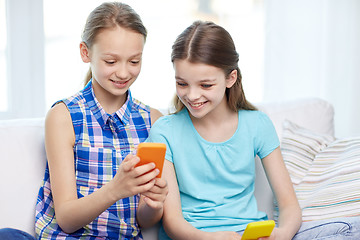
[81,2,147,86]
[171,21,256,112]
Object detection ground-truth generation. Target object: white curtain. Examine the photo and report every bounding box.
[263,0,360,138]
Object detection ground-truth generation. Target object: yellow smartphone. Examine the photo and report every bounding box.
[241,220,275,240]
[136,142,166,178]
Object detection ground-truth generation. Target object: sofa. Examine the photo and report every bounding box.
[2,97,357,239]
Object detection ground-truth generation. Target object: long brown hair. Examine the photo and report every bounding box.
[81,2,147,86]
[171,21,256,112]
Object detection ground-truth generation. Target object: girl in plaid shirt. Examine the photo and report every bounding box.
[34,2,168,239]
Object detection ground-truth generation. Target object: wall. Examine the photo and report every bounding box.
[264,0,360,138]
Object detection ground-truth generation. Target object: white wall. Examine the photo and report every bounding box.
[264,0,360,138]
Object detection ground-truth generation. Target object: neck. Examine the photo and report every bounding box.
[190,97,233,126]
[190,99,238,143]
[92,81,127,114]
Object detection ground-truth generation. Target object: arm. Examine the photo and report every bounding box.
[261,147,302,240]
[161,161,241,240]
[46,103,159,233]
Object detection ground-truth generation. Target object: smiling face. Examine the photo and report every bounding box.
[174,59,237,119]
[80,25,145,106]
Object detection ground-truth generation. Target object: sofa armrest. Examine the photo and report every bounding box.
[0,118,46,235]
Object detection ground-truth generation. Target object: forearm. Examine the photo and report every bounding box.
[276,202,302,239]
[262,148,302,239]
[163,215,212,240]
[55,182,118,233]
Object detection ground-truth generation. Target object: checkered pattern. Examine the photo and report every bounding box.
[35,80,151,239]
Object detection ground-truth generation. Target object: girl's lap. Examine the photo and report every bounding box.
[292,217,360,240]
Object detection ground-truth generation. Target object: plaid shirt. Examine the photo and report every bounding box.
[35,80,151,239]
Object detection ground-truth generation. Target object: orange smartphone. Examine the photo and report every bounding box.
[241,220,275,240]
[136,142,166,178]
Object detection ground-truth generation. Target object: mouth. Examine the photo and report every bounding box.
[110,79,130,88]
[188,101,207,109]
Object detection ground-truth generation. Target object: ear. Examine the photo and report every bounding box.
[226,69,237,88]
[80,42,91,63]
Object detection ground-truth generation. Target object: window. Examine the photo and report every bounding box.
[0,0,7,112]
[2,0,264,119]
[1,0,45,119]
[43,0,265,111]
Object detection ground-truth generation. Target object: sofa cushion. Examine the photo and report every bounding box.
[275,120,360,221]
[254,98,335,219]
[280,120,335,185]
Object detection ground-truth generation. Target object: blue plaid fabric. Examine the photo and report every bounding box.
[35,80,151,239]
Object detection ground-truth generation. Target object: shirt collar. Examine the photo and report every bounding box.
[82,79,134,128]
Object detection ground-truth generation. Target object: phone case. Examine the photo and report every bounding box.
[136,142,166,178]
[241,220,275,240]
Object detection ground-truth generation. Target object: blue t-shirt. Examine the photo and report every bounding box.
[147,109,279,234]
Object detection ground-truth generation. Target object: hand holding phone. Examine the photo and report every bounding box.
[136,142,166,178]
[241,220,275,240]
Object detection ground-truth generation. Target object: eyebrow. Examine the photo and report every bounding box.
[175,76,216,82]
[102,52,143,58]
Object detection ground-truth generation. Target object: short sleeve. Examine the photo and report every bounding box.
[146,115,174,163]
[255,111,280,159]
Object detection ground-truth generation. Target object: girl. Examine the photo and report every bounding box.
[146,21,302,239]
[34,2,167,239]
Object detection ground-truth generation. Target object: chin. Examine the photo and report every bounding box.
[188,109,208,119]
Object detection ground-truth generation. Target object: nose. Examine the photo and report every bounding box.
[187,86,200,101]
[115,63,129,80]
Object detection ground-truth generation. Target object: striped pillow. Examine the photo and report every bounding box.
[275,120,360,221]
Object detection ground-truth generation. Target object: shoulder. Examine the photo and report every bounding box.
[131,97,152,117]
[239,110,272,124]
[46,102,70,124]
[53,91,86,112]
[150,108,163,125]
[150,110,186,134]
[45,102,75,143]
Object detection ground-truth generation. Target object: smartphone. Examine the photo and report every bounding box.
[241,220,275,240]
[136,142,166,178]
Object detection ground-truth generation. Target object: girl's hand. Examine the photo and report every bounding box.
[136,173,168,228]
[141,178,168,209]
[109,154,159,200]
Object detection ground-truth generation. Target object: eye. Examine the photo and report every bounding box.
[105,60,115,65]
[201,84,213,88]
[130,60,140,64]
[176,82,188,87]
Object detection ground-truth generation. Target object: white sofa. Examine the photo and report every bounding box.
[0,98,335,239]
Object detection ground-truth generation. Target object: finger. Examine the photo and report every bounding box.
[146,185,162,195]
[137,179,156,193]
[141,190,162,199]
[122,155,140,172]
[144,182,167,195]
[142,185,168,200]
[139,169,160,185]
[134,163,158,178]
[153,178,167,188]
[142,195,164,209]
